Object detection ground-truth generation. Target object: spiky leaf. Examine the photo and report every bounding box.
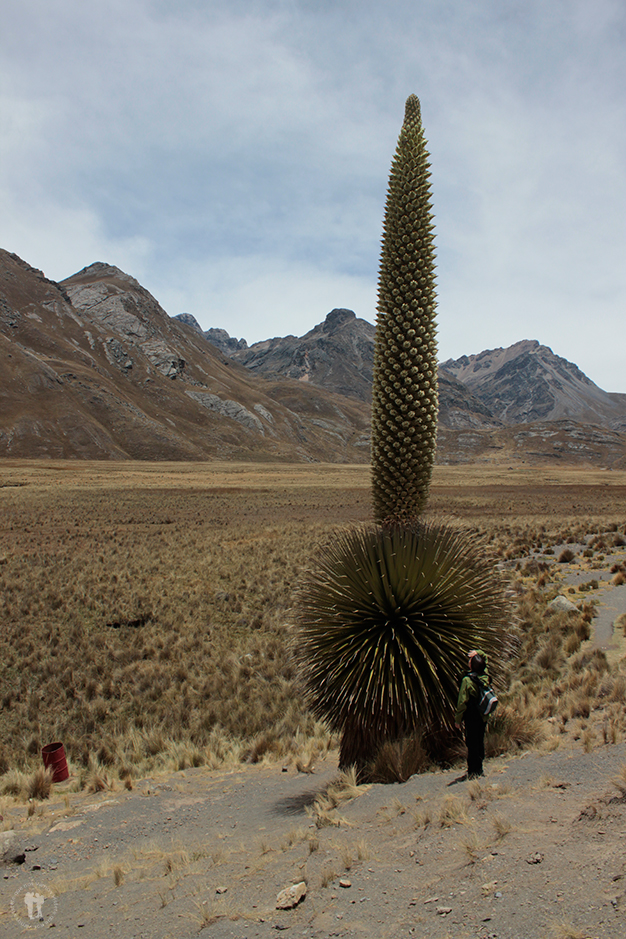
[295,522,508,761]
[371,94,438,523]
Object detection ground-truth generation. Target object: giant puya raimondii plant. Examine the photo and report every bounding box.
[296,96,508,773]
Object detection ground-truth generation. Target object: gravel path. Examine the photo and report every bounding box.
[552,543,626,650]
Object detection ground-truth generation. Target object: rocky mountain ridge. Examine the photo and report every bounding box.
[185,309,500,431]
[0,251,370,462]
[441,340,626,430]
[2,248,625,467]
[203,317,626,435]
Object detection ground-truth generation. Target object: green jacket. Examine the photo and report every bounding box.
[455,650,490,724]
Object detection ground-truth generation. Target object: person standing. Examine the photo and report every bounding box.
[454,649,490,779]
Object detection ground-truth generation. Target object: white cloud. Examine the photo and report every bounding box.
[153,255,376,343]
[1,0,625,391]
[0,190,152,286]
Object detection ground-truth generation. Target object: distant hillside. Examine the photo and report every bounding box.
[441,340,626,430]
[232,309,374,403]
[173,314,249,356]
[193,319,626,467]
[0,251,370,462]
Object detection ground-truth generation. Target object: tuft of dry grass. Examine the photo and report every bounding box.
[26,767,53,801]
[281,826,308,851]
[439,796,468,828]
[192,899,230,928]
[485,705,545,757]
[295,756,316,774]
[340,843,353,870]
[492,813,513,841]
[307,768,370,828]
[581,729,596,753]
[460,830,483,864]
[320,864,338,888]
[466,779,484,802]
[0,769,29,799]
[410,806,432,829]
[611,764,626,800]
[163,847,191,876]
[365,736,429,783]
[550,924,594,939]
[355,838,369,860]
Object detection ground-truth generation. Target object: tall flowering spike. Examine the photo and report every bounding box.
[371,94,438,523]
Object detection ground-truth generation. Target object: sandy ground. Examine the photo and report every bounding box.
[2,736,626,939]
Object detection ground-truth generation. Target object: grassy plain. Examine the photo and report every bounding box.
[1,460,626,790]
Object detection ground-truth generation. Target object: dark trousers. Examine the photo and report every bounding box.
[464,710,485,777]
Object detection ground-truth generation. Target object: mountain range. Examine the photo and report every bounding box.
[2,248,625,467]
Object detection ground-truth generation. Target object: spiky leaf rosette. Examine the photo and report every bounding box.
[371,94,438,523]
[295,521,508,767]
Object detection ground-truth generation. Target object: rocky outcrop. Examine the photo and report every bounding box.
[437,371,501,429]
[64,264,188,379]
[204,327,248,355]
[231,308,498,430]
[185,391,265,434]
[173,315,249,355]
[174,312,204,334]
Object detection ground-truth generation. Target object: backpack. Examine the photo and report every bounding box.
[471,675,498,718]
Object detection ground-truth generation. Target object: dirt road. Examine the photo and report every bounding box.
[2,737,626,939]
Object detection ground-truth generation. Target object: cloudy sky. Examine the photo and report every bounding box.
[2,1,625,390]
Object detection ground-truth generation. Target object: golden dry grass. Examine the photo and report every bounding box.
[1,459,626,784]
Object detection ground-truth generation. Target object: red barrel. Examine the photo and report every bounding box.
[41,742,70,783]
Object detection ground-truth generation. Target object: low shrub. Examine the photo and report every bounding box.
[27,767,53,801]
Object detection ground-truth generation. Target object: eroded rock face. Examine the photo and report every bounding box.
[174,312,204,334]
[173,315,249,355]
[204,327,248,355]
[437,371,501,429]
[64,267,187,379]
[185,391,265,434]
[104,338,133,371]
